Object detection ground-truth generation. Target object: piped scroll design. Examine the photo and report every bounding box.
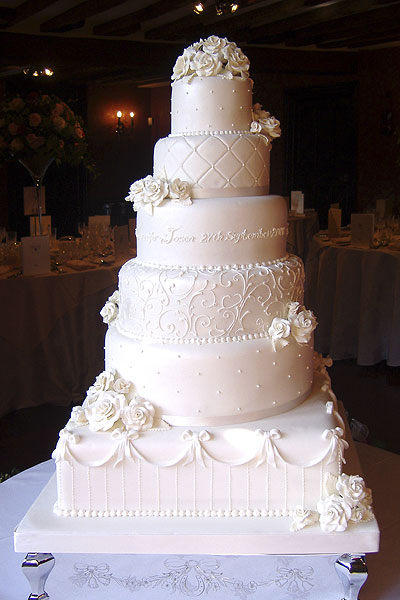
[117,257,305,342]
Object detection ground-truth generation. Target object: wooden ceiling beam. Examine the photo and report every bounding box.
[317,26,400,48]
[92,0,190,36]
[243,0,377,42]
[40,0,129,34]
[277,3,400,47]
[0,7,15,27]
[4,0,56,27]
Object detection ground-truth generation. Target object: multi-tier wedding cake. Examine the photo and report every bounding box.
[53,37,373,534]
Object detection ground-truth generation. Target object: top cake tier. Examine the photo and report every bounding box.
[171,76,253,135]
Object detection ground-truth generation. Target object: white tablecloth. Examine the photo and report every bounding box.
[305,235,400,366]
[0,444,397,600]
[0,260,125,418]
[287,211,320,261]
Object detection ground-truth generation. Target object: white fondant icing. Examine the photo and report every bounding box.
[136,195,288,266]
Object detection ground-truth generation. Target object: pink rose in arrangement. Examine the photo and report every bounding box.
[51,102,64,117]
[52,116,66,130]
[8,122,19,135]
[26,133,45,149]
[9,98,24,111]
[29,113,42,127]
[10,137,24,152]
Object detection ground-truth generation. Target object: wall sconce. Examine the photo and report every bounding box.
[147,116,153,126]
[116,110,124,134]
[115,110,135,134]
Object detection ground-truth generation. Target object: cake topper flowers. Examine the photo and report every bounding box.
[172,36,250,81]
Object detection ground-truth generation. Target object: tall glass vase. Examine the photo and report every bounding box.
[19,155,54,236]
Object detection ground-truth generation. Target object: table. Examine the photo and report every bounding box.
[1,443,395,599]
[0,257,130,418]
[305,234,400,366]
[287,211,320,261]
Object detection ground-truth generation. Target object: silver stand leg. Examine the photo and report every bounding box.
[22,553,55,600]
[335,554,368,600]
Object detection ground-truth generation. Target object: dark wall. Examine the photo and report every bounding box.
[2,44,400,234]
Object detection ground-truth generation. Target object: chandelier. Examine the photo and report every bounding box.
[193,1,240,15]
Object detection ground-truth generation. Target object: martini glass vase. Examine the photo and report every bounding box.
[19,155,54,236]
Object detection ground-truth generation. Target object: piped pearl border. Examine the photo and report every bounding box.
[132,254,291,273]
[54,503,296,518]
[169,130,260,137]
[114,325,276,345]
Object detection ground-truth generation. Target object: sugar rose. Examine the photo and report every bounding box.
[317,494,352,533]
[290,309,317,344]
[100,300,118,325]
[191,51,222,77]
[84,390,127,432]
[122,398,155,432]
[336,474,369,505]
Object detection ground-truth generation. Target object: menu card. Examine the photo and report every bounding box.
[30,215,51,237]
[24,186,46,215]
[351,213,374,248]
[114,225,130,258]
[290,191,304,214]
[21,235,50,275]
[328,208,342,238]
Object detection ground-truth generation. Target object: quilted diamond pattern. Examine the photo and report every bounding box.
[154,133,270,193]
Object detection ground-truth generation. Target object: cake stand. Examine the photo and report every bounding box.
[14,430,379,600]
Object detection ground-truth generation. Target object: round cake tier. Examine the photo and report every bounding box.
[154,133,270,198]
[105,326,314,426]
[117,256,304,342]
[171,76,253,134]
[136,195,288,267]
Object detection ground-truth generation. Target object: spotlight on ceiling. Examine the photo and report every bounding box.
[193,1,240,15]
[193,1,205,14]
[23,66,54,77]
[215,0,240,15]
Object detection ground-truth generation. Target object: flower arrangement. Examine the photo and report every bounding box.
[172,36,250,81]
[100,290,120,325]
[0,91,93,171]
[250,103,281,142]
[268,301,317,351]
[68,369,155,435]
[125,174,192,215]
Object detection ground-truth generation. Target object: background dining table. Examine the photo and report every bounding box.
[287,210,320,261]
[0,256,131,419]
[305,233,400,366]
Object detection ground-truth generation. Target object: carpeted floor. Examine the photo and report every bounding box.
[0,359,399,478]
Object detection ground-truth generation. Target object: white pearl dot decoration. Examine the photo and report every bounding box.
[272,361,277,366]
[237,407,241,411]
[288,374,292,379]
[256,384,261,388]
[238,369,242,373]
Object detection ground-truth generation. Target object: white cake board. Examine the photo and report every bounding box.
[14,428,379,556]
